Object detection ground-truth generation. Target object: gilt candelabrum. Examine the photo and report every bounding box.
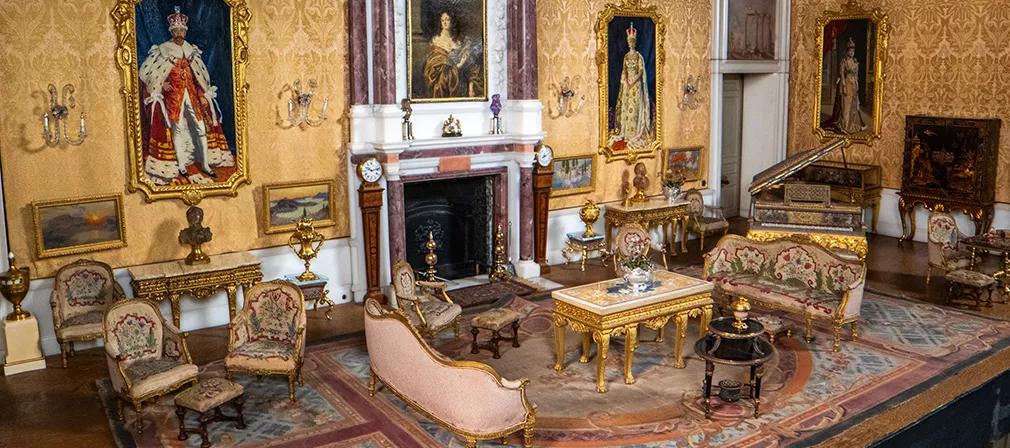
[424,231,438,281]
[489,224,511,282]
[42,83,87,147]
[288,217,325,281]
[579,200,600,239]
[1,253,31,321]
[277,79,328,129]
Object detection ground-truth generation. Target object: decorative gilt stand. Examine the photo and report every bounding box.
[604,198,690,255]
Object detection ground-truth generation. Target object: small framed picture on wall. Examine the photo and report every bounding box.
[32,194,127,259]
[261,179,337,234]
[662,146,703,181]
[551,156,597,197]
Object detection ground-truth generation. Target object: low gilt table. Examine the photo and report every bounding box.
[604,198,690,255]
[561,232,609,272]
[552,270,713,393]
[284,273,335,320]
[129,252,263,328]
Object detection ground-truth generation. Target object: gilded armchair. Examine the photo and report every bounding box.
[103,298,198,433]
[51,259,126,367]
[391,260,462,344]
[927,212,980,284]
[225,280,307,402]
[612,223,668,274]
[682,189,729,252]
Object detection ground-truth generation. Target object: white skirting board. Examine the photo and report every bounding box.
[0,239,358,359]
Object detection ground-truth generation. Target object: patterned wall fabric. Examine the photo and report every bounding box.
[0,0,350,277]
[537,0,712,210]
[788,0,1010,202]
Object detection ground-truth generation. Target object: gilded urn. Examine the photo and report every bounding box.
[579,200,600,239]
[1,253,31,321]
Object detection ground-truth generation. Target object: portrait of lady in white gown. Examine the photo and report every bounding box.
[818,17,878,139]
[604,17,658,154]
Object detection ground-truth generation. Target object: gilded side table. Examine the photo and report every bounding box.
[284,273,335,320]
[604,198,690,255]
[552,270,713,393]
[129,252,263,328]
[561,233,610,272]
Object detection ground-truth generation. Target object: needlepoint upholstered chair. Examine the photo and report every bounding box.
[682,188,729,253]
[103,298,198,433]
[225,279,307,402]
[926,212,981,284]
[391,260,462,344]
[612,223,669,274]
[51,259,126,367]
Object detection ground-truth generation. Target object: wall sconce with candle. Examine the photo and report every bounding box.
[42,83,87,146]
[276,79,328,129]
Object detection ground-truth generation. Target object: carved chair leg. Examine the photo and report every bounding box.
[288,374,297,402]
[454,316,461,339]
[69,341,76,356]
[297,367,304,386]
[700,233,705,251]
[368,369,377,397]
[832,323,842,352]
[465,437,477,448]
[471,327,480,354]
[805,315,814,344]
[60,342,68,368]
[925,267,931,285]
[851,321,859,340]
[524,426,534,448]
[116,399,124,421]
[176,406,188,441]
[134,401,144,433]
[511,320,521,347]
[226,370,233,381]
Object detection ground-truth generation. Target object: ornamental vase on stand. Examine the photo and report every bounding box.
[621,264,654,293]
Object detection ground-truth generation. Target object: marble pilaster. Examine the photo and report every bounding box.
[386,179,406,264]
[348,0,369,105]
[372,0,397,104]
[507,0,538,100]
[519,167,534,260]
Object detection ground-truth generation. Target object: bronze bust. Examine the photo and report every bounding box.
[179,206,212,265]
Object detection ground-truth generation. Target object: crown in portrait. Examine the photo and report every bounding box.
[846,37,855,49]
[626,23,637,38]
[168,6,188,31]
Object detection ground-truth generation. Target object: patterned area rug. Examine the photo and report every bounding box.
[99,277,1010,447]
[446,278,538,308]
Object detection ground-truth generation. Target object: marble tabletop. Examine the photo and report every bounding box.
[128,252,261,281]
[606,198,690,213]
[552,269,712,315]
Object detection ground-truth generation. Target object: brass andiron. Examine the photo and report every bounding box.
[579,199,600,238]
[288,217,325,281]
[1,253,31,321]
[424,231,438,281]
[731,297,751,330]
[178,206,212,265]
[489,224,511,282]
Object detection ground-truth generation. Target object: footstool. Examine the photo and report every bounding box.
[470,308,521,359]
[946,269,996,310]
[753,315,792,344]
[175,378,246,448]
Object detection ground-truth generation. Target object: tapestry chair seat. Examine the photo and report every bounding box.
[391,260,461,344]
[51,259,126,367]
[683,189,729,253]
[704,234,867,351]
[364,299,536,448]
[225,280,306,403]
[103,298,198,433]
[612,223,668,274]
[927,212,983,284]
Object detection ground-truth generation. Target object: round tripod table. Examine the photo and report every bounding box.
[694,317,775,418]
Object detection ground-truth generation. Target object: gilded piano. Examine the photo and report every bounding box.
[746,138,868,260]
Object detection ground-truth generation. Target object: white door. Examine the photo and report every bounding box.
[721,75,743,218]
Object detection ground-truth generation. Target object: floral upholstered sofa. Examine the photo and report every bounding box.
[703,235,866,351]
[364,299,535,448]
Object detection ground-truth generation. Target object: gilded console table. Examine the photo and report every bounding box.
[897,192,993,242]
[604,198,690,255]
[128,252,263,328]
[552,270,713,393]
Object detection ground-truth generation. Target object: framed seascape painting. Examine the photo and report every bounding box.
[551,156,597,197]
[262,180,337,234]
[112,0,251,205]
[596,0,665,163]
[32,194,127,259]
[407,0,487,102]
[813,1,889,145]
[662,147,702,181]
[727,0,776,60]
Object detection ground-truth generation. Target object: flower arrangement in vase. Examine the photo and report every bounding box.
[661,167,688,202]
[621,239,654,293]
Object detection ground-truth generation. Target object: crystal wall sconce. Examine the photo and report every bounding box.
[547,76,585,119]
[678,74,701,111]
[276,79,328,129]
[42,83,87,146]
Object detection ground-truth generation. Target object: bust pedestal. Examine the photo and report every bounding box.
[4,316,46,375]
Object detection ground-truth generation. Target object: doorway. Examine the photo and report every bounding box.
[721,74,743,218]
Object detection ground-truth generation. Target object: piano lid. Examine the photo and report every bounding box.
[748,138,848,196]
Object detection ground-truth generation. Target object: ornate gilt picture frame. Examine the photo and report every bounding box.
[407,0,488,102]
[32,194,127,259]
[813,0,889,146]
[661,146,702,182]
[551,155,597,198]
[112,0,251,205]
[596,0,665,164]
[261,179,337,234]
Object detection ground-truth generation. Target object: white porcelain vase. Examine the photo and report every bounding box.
[621,265,654,293]
[662,185,682,202]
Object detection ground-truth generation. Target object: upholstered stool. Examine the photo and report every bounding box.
[946,269,996,310]
[753,315,792,344]
[470,309,521,359]
[175,378,246,448]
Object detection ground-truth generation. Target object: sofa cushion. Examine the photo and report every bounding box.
[708,272,842,317]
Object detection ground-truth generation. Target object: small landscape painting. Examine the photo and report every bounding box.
[263,180,336,234]
[552,156,596,197]
[32,194,126,259]
[663,147,702,181]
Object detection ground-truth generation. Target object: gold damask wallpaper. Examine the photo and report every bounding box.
[538,0,712,210]
[789,0,1010,202]
[0,0,350,277]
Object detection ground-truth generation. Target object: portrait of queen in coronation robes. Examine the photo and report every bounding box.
[608,23,654,151]
[138,6,234,186]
